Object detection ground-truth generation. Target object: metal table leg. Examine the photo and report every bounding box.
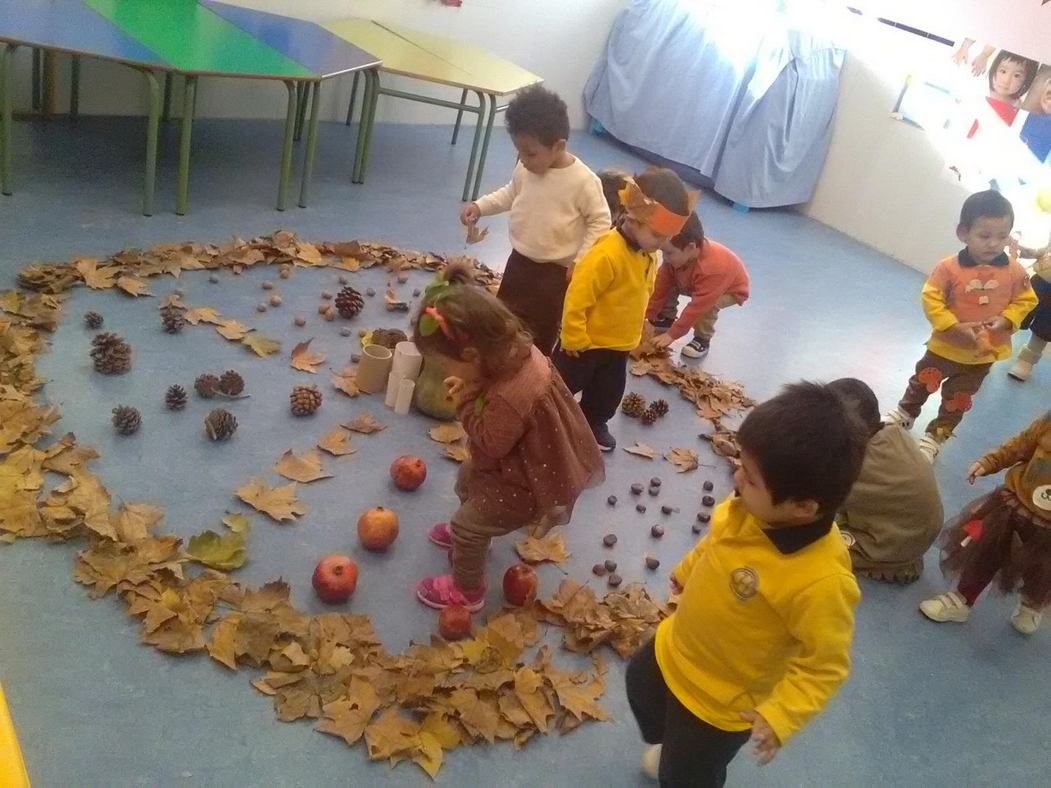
[461,91,487,202]
[451,88,468,144]
[277,80,297,211]
[470,92,498,201]
[31,48,41,112]
[298,81,321,208]
[351,69,373,182]
[142,70,160,217]
[0,43,17,196]
[162,72,173,122]
[357,70,381,183]
[175,75,197,216]
[294,82,307,142]
[345,71,360,126]
[70,55,81,120]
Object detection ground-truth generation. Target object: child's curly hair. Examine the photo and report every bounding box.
[505,86,570,147]
[413,263,533,381]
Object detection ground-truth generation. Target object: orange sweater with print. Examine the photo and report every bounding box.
[976,410,1051,519]
[921,250,1037,364]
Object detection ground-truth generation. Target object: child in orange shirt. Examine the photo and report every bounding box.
[886,190,1037,462]
[646,213,749,359]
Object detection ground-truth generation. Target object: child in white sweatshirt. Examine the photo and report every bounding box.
[460,86,610,355]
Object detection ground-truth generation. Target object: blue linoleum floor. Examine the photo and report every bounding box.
[0,115,1048,787]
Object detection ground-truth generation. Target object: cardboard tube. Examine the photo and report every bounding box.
[357,344,393,394]
[394,378,415,415]
[392,341,423,381]
[385,371,405,408]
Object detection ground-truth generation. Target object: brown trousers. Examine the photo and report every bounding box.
[450,460,536,589]
[496,250,569,356]
[898,349,991,438]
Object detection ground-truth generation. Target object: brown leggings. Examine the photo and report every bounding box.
[898,349,991,438]
[450,460,536,589]
[496,250,569,356]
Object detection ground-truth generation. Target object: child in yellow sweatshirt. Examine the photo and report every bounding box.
[626,382,868,787]
[554,168,692,451]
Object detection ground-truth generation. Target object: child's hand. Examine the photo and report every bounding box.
[984,316,1011,333]
[967,462,987,484]
[561,348,580,358]
[946,321,981,346]
[460,203,481,226]
[670,576,683,594]
[444,376,466,402]
[565,262,576,283]
[739,710,781,766]
[651,333,674,350]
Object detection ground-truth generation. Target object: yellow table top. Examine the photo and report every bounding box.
[323,18,541,96]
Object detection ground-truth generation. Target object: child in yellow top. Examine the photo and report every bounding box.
[554,168,691,451]
[886,190,1037,462]
[626,382,867,786]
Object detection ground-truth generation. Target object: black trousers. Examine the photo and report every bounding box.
[553,347,627,429]
[496,250,569,356]
[626,638,750,788]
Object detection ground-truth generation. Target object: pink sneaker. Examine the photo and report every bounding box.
[416,574,486,612]
[428,522,452,548]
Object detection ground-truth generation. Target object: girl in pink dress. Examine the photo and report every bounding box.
[413,264,604,610]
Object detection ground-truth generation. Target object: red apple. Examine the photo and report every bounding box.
[390,455,427,491]
[357,507,400,552]
[502,564,538,606]
[312,555,358,604]
[438,604,472,640]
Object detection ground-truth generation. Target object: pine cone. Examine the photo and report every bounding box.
[334,286,364,319]
[641,406,659,426]
[112,405,141,435]
[165,384,188,411]
[160,304,185,334]
[195,373,220,398]
[621,392,647,418]
[205,408,237,440]
[84,311,103,329]
[91,332,132,374]
[651,398,669,417]
[218,370,244,396]
[290,384,322,416]
[370,327,408,349]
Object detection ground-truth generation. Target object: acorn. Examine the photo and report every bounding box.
[607,495,618,506]
[269,295,282,307]
[604,559,618,573]
[340,327,353,337]
[702,495,716,508]
[703,480,714,492]
[257,303,267,313]
[397,272,409,284]
[174,288,185,297]
[279,266,292,279]
[321,290,334,300]
[696,512,711,523]
[338,275,349,285]
[650,525,665,538]
[636,504,646,514]
[608,573,623,588]
[645,556,661,571]
[630,483,644,496]
[692,522,704,535]
[592,563,608,577]
[322,310,336,322]
[603,534,617,547]
[650,477,662,487]
[351,353,361,363]
[261,280,274,290]
[413,288,421,297]
[318,304,330,315]
[366,287,376,297]
[648,485,660,496]
[209,273,220,284]
[661,505,677,515]
[294,316,307,327]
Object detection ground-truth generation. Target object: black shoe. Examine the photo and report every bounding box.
[681,337,710,359]
[651,316,675,332]
[592,424,617,451]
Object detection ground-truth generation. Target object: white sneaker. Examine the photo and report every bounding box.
[641,744,661,780]
[884,407,915,430]
[917,434,943,463]
[1011,601,1043,634]
[1008,358,1033,382]
[920,591,970,623]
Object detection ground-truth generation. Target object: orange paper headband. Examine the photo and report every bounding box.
[618,179,696,236]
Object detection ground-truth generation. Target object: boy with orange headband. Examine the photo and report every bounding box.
[555,168,693,450]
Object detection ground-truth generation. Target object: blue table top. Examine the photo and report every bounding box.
[201,1,379,79]
[0,0,170,68]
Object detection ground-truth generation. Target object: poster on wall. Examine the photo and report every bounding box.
[892,40,1051,246]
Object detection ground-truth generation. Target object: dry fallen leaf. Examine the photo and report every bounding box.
[113,502,164,544]
[116,276,152,297]
[665,447,699,473]
[514,530,570,564]
[384,287,409,312]
[330,367,360,398]
[184,306,222,325]
[428,423,466,444]
[187,528,247,570]
[222,512,252,533]
[622,442,656,459]
[290,338,327,374]
[243,334,281,357]
[235,478,306,522]
[75,258,117,289]
[317,428,357,456]
[465,223,489,245]
[443,442,470,463]
[343,412,385,434]
[215,320,250,341]
[274,449,333,484]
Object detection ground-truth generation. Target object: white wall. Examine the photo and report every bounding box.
[6,0,626,129]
